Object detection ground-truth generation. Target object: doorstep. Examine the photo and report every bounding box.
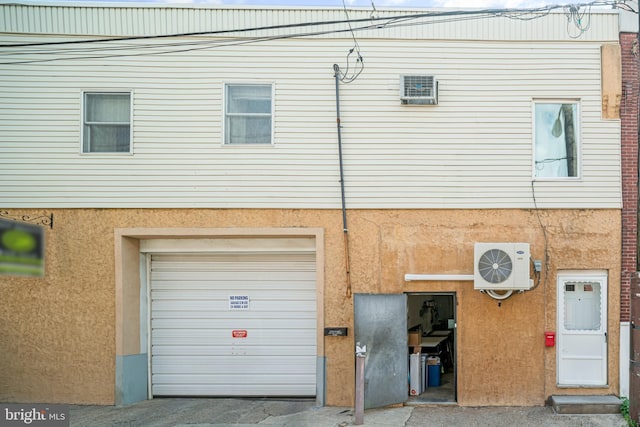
[549,395,622,414]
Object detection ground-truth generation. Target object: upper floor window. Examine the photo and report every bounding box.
[225,84,272,145]
[82,92,131,153]
[533,101,579,178]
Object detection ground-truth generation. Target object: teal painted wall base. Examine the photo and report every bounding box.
[115,354,323,405]
[116,354,148,406]
[316,356,326,407]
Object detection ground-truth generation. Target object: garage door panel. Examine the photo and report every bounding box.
[152,329,317,344]
[150,290,316,303]
[151,318,316,328]
[150,251,317,397]
[150,305,317,314]
[152,258,315,269]
[151,280,316,288]
[153,373,316,385]
[151,342,317,350]
[151,271,316,282]
[151,280,316,291]
[151,305,316,316]
[152,357,316,374]
[152,345,318,356]
[152,384,315,397]
[153,254,315,268]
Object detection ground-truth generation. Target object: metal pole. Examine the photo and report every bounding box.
[334,64,352,297]
[355,343,366,425]
[632,7,640,423]
[631,273,640,423]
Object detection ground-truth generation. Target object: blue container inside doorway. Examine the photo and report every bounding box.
[427,363,441,387]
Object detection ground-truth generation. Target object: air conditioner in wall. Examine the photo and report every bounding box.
[400,75,438,105]
[474,242,533,291]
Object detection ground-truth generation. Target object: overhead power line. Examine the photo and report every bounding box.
[0,1,631,49]
[0,0,635,66]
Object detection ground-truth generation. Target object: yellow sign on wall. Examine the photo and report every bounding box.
[0,218,44,277]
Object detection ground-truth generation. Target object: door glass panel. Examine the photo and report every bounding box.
[563,281,601,330]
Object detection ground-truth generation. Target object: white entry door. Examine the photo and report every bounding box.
[557,272,607,386]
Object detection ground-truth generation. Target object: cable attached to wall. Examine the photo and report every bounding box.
[531,179,550,401]
[480,183,548,304]
[331,2,367,298]
[564,4,593,38]
[530,181,550,289]
[336,0,364,84]
[481,289,514,301]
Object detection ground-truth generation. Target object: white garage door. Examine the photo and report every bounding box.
[150,252,317,396]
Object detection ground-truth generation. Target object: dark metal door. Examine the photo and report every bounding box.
[354,293,408,409]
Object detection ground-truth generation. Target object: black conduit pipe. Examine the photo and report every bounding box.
[334,64,352,297]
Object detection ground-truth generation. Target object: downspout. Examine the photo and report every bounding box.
[632,7,640,423]
[632,2,640,422]
[334,63,352,297]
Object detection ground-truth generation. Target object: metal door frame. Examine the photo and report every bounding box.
[406,291,457,403]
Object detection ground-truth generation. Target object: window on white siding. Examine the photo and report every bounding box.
[225,84,272,145]
[534,102,579,178]
[82,92,131,153]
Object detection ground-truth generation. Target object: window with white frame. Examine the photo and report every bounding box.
[533,101,579,178]
[225,84,272,145]
[82,92,131,153]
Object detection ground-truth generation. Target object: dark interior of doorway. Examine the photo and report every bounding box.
[406,292,456,404]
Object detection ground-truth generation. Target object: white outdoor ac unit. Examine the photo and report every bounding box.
[474,243,533,291]
[400,75,438,105]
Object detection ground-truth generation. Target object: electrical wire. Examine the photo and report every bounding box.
[535,156,571,168]
[0,5,616,63]
[531,179,551,401]
[0,7,500,49]
[0,0,633,67]
[0,24,372,65]
[564,3,593,38]
[334,0,364,83]
[530,181,551,294]
[617,0,638,12]
[530,257,542,291]
[482,289,515,301]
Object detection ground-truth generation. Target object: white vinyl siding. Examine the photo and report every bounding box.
[0,6,621,209]
[150,252,317,396]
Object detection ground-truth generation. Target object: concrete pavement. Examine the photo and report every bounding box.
[67,398,627,427]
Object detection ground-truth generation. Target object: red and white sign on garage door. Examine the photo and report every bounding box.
[232,329,248,338]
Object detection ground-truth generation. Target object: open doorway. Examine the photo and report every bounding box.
[406,292,456,404]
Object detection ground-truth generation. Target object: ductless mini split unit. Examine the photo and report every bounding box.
[473,242,533,291]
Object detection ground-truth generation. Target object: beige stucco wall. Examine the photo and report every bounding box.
[0,208,620,406]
